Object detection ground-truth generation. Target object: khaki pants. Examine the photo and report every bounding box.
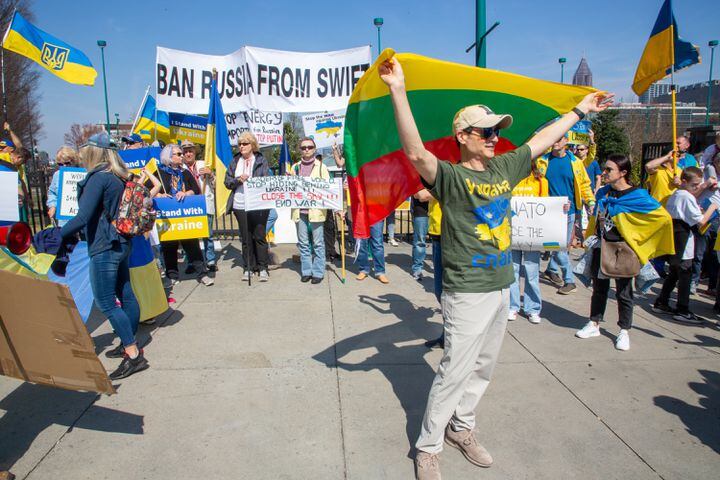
[415,289,509,454]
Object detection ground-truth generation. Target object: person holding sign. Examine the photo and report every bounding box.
[47,146,80,227]
[378,55,613,479]
[289,138,330,284]
[153,144,213,287]
[182,140,217,272]
[60,133,147,380]
[224,131,271,281]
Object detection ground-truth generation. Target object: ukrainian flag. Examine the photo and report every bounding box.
[133,94,171,143]
[2,12,96,86]
[587,186,674,265]
[204,78,233,217]
[129,236,168,322]
[632,0,700,96]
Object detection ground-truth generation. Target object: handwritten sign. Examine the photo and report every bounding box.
[244,176,342,211]
[56,167,87,221]
[301,110,345,148]
[153,195,209,241]
[511,196,567,251]
[568,119,592,146]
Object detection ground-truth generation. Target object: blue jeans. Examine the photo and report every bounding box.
[385,211,396,240]
[547,212,576,284]
[358,221,385,275]
[432,239,442,304]
[412,216,429,275]
[89,243,140,347]
[266,209,278,235]
[297,213,326,278]
[510,250,542,315]
[204,214,217,266]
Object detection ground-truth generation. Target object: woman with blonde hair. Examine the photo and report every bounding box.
[61,133,148,380]
[224,131,271,281]
[47,146,80,226]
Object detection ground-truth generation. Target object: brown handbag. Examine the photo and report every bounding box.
[600,238,641,278]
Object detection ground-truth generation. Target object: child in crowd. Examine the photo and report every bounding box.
[653,166,718,324]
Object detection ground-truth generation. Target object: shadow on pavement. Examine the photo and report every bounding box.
[654,369,720,454]
[313,293,441,457]
[0,383,144,472]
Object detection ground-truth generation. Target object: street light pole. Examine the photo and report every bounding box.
[475,0,487,67]
[559,57,567,83]
[97,40,111,135]
[707,40,718,125]
[373,18,384,58]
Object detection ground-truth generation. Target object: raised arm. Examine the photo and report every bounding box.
[645,151,674,175]
[4,122,22,149]
[379,57,438,185]
[527,92,613,159]
[331,144,345,169]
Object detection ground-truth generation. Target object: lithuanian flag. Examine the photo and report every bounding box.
[587,186,674,264]
[204,78,234,217]
[344,49,596,238]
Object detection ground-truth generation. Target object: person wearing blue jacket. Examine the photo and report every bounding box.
[61,133,148,381]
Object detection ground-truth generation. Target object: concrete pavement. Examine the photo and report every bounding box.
[1,242,719,479]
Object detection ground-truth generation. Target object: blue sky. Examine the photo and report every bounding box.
[28,0,720,156]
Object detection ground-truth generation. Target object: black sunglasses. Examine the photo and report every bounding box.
[239,142,251,146]
[300,145,315,151]
[464,126,500,139]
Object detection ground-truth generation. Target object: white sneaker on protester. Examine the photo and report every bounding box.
[389,238,399,247]
[199,275,214,286]
[507,310,518,321]
[576,321,601,339]
[528,313,542,324]
[615,329,630,351]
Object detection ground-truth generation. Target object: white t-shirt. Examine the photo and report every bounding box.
[232,155,255,211]
[665,189,703,260]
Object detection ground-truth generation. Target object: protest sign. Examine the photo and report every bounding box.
[156,45,371,114]
[568,119,592,145]
[169,112,208,145]
[153,195,209,241]
[0,171,19,222]
[244,176,342,211]
[118,146,162,175]
[225,110,283,146]
[0,269,115,395]
[301,110,345,148]
[56,167,87,221]
[511,196,568,251]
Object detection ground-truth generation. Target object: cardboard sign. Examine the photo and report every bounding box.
[511,196,568,251]
[0,171,20,222]
[0,269,115,395]
[244,176,342,211]
[56,167,87,221]
[153,195,209,241]
[156,45,371,113]
[568,119,592,145]
[301,110,345,148]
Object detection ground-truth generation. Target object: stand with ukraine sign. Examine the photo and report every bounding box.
[153,195,210,242]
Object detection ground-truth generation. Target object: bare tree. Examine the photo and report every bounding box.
[0,0,43,150]
[64,123,104,151]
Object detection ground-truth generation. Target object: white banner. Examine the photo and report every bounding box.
[244,176,342,211]
[511,196,568,251]
[0,171,19,222]
[156,45,371,114]
[302,110,346,148]
[225,110,283,146]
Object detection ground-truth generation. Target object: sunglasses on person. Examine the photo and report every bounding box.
[464,126,500,139]
[57,161,72,166]
[239,142,251,146]
[300,145,315,151]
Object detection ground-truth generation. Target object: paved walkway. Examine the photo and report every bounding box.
[1,242,719,479]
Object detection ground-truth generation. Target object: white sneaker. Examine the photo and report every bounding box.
[615,329,630,351]
[241,270,250,281]
[199,275,214,286]
[528,313,542,324]
[259,270,269,282]
[507,310,518,321]
[389,238,399,247]
[576,321,600,339]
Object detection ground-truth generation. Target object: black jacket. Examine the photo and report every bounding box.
[223,151,270,212]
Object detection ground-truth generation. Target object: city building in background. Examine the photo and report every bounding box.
[572,58,593,87]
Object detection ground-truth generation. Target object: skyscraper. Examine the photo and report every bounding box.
[638,81,672,104]
[572,58,593,87]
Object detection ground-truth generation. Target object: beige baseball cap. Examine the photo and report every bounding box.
[452,105,513,133]
[180,139,196,149]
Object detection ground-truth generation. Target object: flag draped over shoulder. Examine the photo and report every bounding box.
[631,0,700,96]
[133,94,171,143]
[204,79,234,217]
[343,49,596,238]
[588,186,674,264]
[2,11,96,86]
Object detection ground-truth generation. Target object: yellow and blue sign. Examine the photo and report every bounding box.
[154,195,209,242]
[169,112,207,145]
[1,12,97,86]
[568,120,592,146]
[118,146,161,176]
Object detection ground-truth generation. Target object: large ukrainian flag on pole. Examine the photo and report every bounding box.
[631,0,700,96]
[2,11,97,86]
[204,77,233,217]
